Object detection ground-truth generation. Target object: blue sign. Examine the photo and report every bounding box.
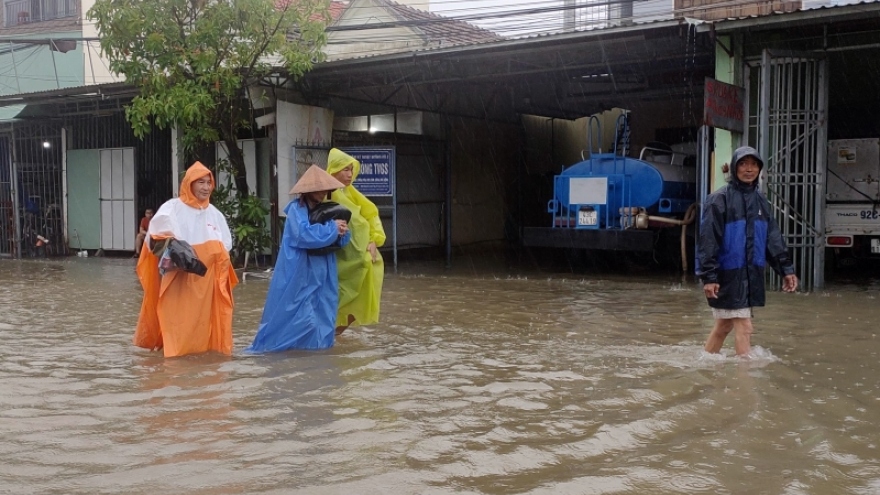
[340,147,395,197]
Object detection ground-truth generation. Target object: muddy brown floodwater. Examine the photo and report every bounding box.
[1,256,879,494]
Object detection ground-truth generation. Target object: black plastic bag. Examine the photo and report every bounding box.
[154,238,208,276]
[168,239,208,276]
[306,202,351,256]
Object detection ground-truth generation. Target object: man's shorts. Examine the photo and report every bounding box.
[712,307,752,319]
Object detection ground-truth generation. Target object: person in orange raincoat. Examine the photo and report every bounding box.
[133,162,238,357]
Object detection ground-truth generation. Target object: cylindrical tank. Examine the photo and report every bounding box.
[557,154,664,209]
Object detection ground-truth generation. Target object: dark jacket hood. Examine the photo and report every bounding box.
[730,146,764,188]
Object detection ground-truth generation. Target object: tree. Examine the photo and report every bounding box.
[88,0,330,197]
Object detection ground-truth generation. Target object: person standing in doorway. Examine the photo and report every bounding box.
[134,208,154,258]
[326,148,386,336]
[697,146,799,357]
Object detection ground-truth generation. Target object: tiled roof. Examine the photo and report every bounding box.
[375,0,502,45]
[275,0,348,23]
[328,1,347,22]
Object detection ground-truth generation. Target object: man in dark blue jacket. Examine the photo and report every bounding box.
[697,146,798,357]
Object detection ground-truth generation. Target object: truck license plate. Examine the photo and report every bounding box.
[578,209,597,226]
[872,238,880,254]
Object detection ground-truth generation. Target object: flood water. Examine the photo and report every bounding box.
[1,256,879,494]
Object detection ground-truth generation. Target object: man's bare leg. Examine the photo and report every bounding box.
[704,318,734,353]
[134,233,146,257]
[732,317,754,357]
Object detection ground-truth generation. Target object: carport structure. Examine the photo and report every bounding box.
[293,19,715,264]
[302,20,714,123]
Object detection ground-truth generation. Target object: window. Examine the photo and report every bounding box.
[4,0,77,27]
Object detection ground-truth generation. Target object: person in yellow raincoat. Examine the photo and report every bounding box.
[326,148,386,335]
[133,162,238,357]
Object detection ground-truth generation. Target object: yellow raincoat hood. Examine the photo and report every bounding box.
[327,148,360,180]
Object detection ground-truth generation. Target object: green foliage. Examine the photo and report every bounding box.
[212,159,272,266]
[88,0,330,195]
[235,195,273,261]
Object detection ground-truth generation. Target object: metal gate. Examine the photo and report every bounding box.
[5,123,65,258]
[745,50,828,291]
[0,136,13,256]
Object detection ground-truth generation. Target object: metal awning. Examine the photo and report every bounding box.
[298,20,715,122]
[0,82,137,108]
[0,19,716,124]
[0,104,24,122]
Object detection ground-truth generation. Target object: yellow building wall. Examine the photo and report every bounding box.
[713,34,737,192]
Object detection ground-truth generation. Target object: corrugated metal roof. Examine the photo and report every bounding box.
[315,16,689,66]
[304,14,715,122]
[322,0,880,63]
[697,0,880,32]
[0,82,136,107]
[0,104,25,121]
[13,1,865,105]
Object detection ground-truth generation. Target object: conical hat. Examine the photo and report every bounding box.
[290,165,345,194]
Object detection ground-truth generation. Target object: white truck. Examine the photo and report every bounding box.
[825,138,880,266]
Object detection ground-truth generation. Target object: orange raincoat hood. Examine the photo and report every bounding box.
[180,162,214,209]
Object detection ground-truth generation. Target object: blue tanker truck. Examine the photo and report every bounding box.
[522,116,698,271]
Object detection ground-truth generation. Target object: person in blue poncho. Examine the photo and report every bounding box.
[245,165,351,352]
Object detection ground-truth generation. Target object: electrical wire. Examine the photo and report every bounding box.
[0,0,867,73]
[62,0,850,40]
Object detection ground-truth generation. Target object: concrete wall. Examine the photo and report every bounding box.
[275,99,334,208]
[522,101,695,172]
[633,0,675,21]
[448,117,521,248]
[674,0,800,20]
[326,0,426,61]
[81,0,120,84]
[0,30,84,95]
[0,0,121,92]
[521,109,625,175]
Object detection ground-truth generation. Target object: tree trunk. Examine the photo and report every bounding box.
[221,130,250,198]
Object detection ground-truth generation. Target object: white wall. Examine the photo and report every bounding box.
[80,0,122,84]
[326,0,429,60]
[633,0,674,22]
[275,100,334,208]
[803,0,862,7]
[216,140,258,193]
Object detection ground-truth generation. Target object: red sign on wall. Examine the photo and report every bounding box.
[703,77,745,133]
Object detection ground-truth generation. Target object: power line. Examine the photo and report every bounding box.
[1,0,853,65]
